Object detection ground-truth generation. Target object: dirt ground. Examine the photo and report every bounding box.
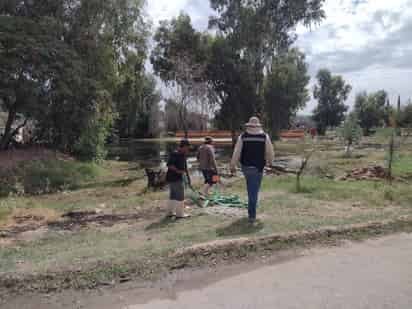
[0,147,73,170]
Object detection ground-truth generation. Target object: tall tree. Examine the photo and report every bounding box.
[151,13,208,83]
[312,69,351,135]
[0,0,149,158]
[398,101,412,128]
[151,13,211,137]
[209,0,325,115]
[264,48,310,138]
[115,52,160,138]
[354,90,388,135]
[207,36,256,144]
[0,14,80,150]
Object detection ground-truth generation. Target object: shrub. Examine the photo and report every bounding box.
[73,99,115,162]
[0,160,102,197]
[337,113,362,157]
[74,121,109,162]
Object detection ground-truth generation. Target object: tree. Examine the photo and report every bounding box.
[209,0,325,115]
[0,15,80,150]
[115,52,161,138]
[151,14,211,137]
[151,13,208,82]
[0,0,149,158]
[398,102,412,128]
[337,113,362,157]
[207,36,256,144]
[264,48,310,138]
[312,69,351,135]
[169,55,210,137]
[354,90,388,135]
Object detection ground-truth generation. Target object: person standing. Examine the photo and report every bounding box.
[197,136,218,196]
[166,139,191,219]
[230,117,274,223]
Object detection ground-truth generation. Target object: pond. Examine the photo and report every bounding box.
[107,139,234,169]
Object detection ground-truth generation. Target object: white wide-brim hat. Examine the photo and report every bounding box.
[245,116,262,128]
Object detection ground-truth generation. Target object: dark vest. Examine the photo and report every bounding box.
[240,132,266,171]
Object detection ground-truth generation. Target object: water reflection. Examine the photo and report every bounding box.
[107,140,233,169]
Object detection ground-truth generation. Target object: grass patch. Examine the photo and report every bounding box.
[256,175,412,208]
[0,206,12,222]
[0,160,104,197]
[392,154,412,176]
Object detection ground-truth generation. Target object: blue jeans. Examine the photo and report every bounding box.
[242,166,263,220]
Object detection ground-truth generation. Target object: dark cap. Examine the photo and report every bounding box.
[205,136,213,143]
[179,139,190,147]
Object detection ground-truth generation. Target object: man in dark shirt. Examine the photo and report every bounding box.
[166,139,191,218]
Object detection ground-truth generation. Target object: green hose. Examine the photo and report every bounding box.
[184,177,247,208]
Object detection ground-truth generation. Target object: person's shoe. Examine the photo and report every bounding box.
[176,213,191,219]
[248,218,257,225]
[176,202,190,219]
[166,200,177,218]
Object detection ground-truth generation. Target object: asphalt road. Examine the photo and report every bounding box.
[3,233,412,309]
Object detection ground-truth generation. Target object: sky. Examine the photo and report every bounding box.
[146,0,412,114]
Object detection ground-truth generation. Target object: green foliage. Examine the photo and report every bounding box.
[208,36,256,134]
[392,154,412,176]
[0,0,149,159]
[151,2,326,136]
[354,90,389,135]
[151,14,211,136]
[209,0,326,114]
[0,160,102,197]
[115,56,161,138]
[74,122,109,162]
[264,49,310,138]
[151,13,208,84]
[383,187,395,201]
[337,113,362,157]
[398,102,412,128]
[312,69,351,135]
[0,14,80,150]
[74,90,116,161]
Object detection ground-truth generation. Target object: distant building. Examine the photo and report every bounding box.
[0,112,33,144]
[292,115,316,130]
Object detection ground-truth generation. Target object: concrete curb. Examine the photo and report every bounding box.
[170,216,412,265]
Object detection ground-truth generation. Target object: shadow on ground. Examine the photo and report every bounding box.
[145,216,177,230]
[216,218,264,237]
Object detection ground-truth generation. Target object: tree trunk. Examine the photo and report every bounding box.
[230,117,237,149]
[231,129,237,149]
[0,108,17,150]
[296,173,301,192]
[345,140,352,158]
[387,133,395,185]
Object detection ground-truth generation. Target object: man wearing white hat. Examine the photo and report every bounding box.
[230,117,274,223]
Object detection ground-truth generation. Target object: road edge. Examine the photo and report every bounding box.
[1,216,412,297]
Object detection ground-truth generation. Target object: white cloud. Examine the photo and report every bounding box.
[147,0,189,26]
[147,0,211,29]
